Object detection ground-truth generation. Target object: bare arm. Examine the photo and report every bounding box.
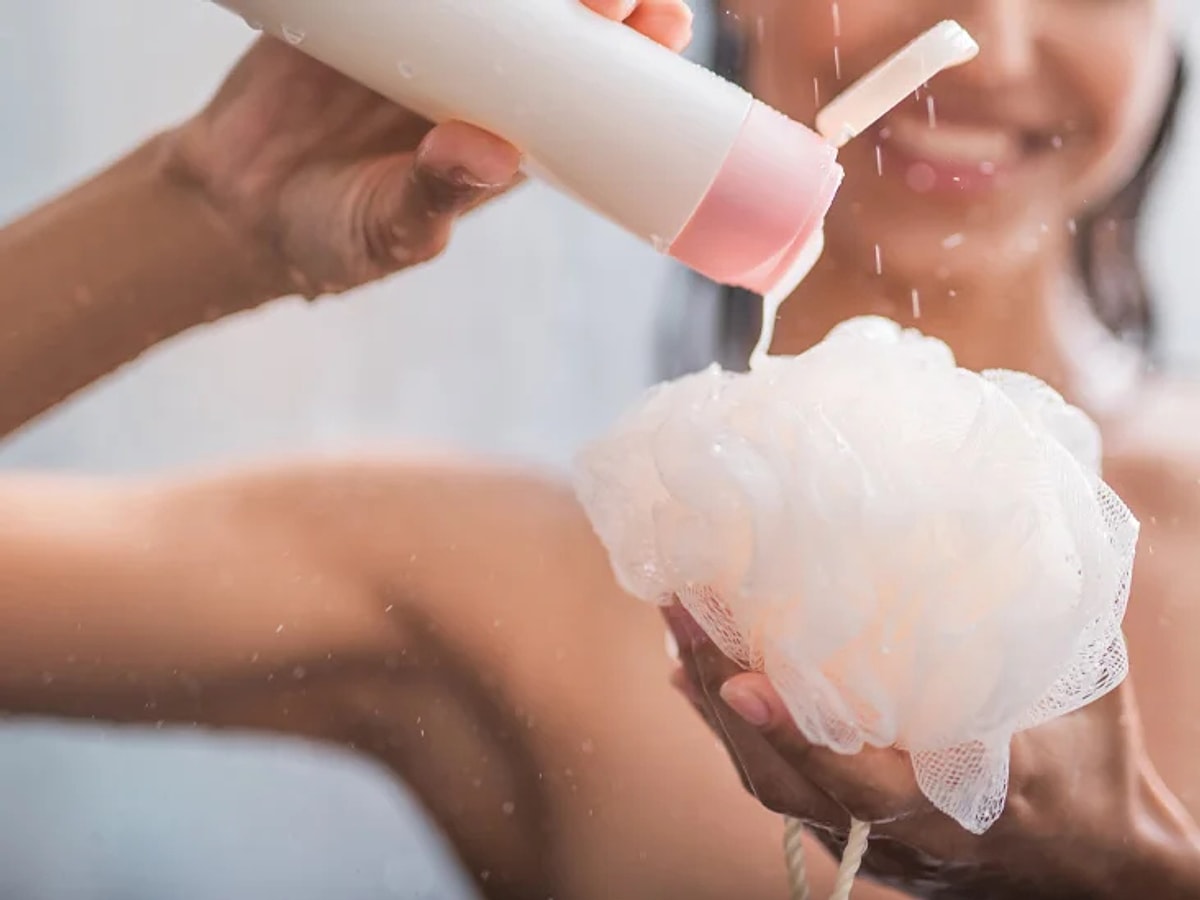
[0,459,902,900]
[0,468,394,733]
[0,138,284,437]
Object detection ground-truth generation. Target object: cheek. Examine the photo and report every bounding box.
[1054,35,1172,210]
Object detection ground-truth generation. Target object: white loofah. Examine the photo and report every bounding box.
[574,316,1139,834]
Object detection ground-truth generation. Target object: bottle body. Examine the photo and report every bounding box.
[215,0,841,294]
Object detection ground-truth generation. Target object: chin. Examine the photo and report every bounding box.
[829,217,1034,287]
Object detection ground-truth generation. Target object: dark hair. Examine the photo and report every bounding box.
[673,18,1188,374]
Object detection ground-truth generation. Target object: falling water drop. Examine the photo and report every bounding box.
[875,144,883,176]
[926,95,937,128]
[874,244,883,275]
[831,1,841,37]
[813,76,821,107]
[833,45,842,79]
[911,288,921,319]
[281,24,305,44]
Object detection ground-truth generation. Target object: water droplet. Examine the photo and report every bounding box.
[1067,218,1078,235]
[502,801,516,816]
[397,61,415,78]
[941,232,964,249]
[281,24,305,44]
[1050,135,1064,150]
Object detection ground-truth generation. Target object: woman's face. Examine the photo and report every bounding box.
[731,0,1174,284]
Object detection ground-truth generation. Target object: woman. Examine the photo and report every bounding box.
[3,2,1199,899]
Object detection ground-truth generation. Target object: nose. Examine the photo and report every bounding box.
[954,0,1038,87]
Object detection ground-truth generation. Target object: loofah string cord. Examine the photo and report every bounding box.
[784,817,871,900]
[783,817,811,900]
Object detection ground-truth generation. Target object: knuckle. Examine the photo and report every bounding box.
[400,226,451,265]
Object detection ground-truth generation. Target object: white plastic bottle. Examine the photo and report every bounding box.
[213,0,843,297]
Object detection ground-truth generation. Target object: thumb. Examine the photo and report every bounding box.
[720,673,925,821]
[364,121,522,271]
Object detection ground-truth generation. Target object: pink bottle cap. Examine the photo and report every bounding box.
[667,101,843,295]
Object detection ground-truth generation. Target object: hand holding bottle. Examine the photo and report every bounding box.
[171,0,694,299]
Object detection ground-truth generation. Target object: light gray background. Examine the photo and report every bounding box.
[0,2,1197,897]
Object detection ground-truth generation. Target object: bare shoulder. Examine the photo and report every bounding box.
[1101,378,1200,524]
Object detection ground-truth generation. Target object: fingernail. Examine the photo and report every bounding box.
[720,681,771,727]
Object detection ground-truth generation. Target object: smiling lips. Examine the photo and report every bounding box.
[874,111,1060,192]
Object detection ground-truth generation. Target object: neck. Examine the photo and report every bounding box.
[769,247,1142,415]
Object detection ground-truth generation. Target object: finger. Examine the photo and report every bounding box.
[412,121,523,209]
[667,665,849,825]
[580,0,694,51]
[719,672,927,823]
[368,122,521,268]
[579,0,638,20]
[625,0,694,51]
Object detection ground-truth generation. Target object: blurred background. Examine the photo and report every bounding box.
[0,1,1198,897]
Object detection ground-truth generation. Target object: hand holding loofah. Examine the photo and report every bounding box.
[575,316,1139,835]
